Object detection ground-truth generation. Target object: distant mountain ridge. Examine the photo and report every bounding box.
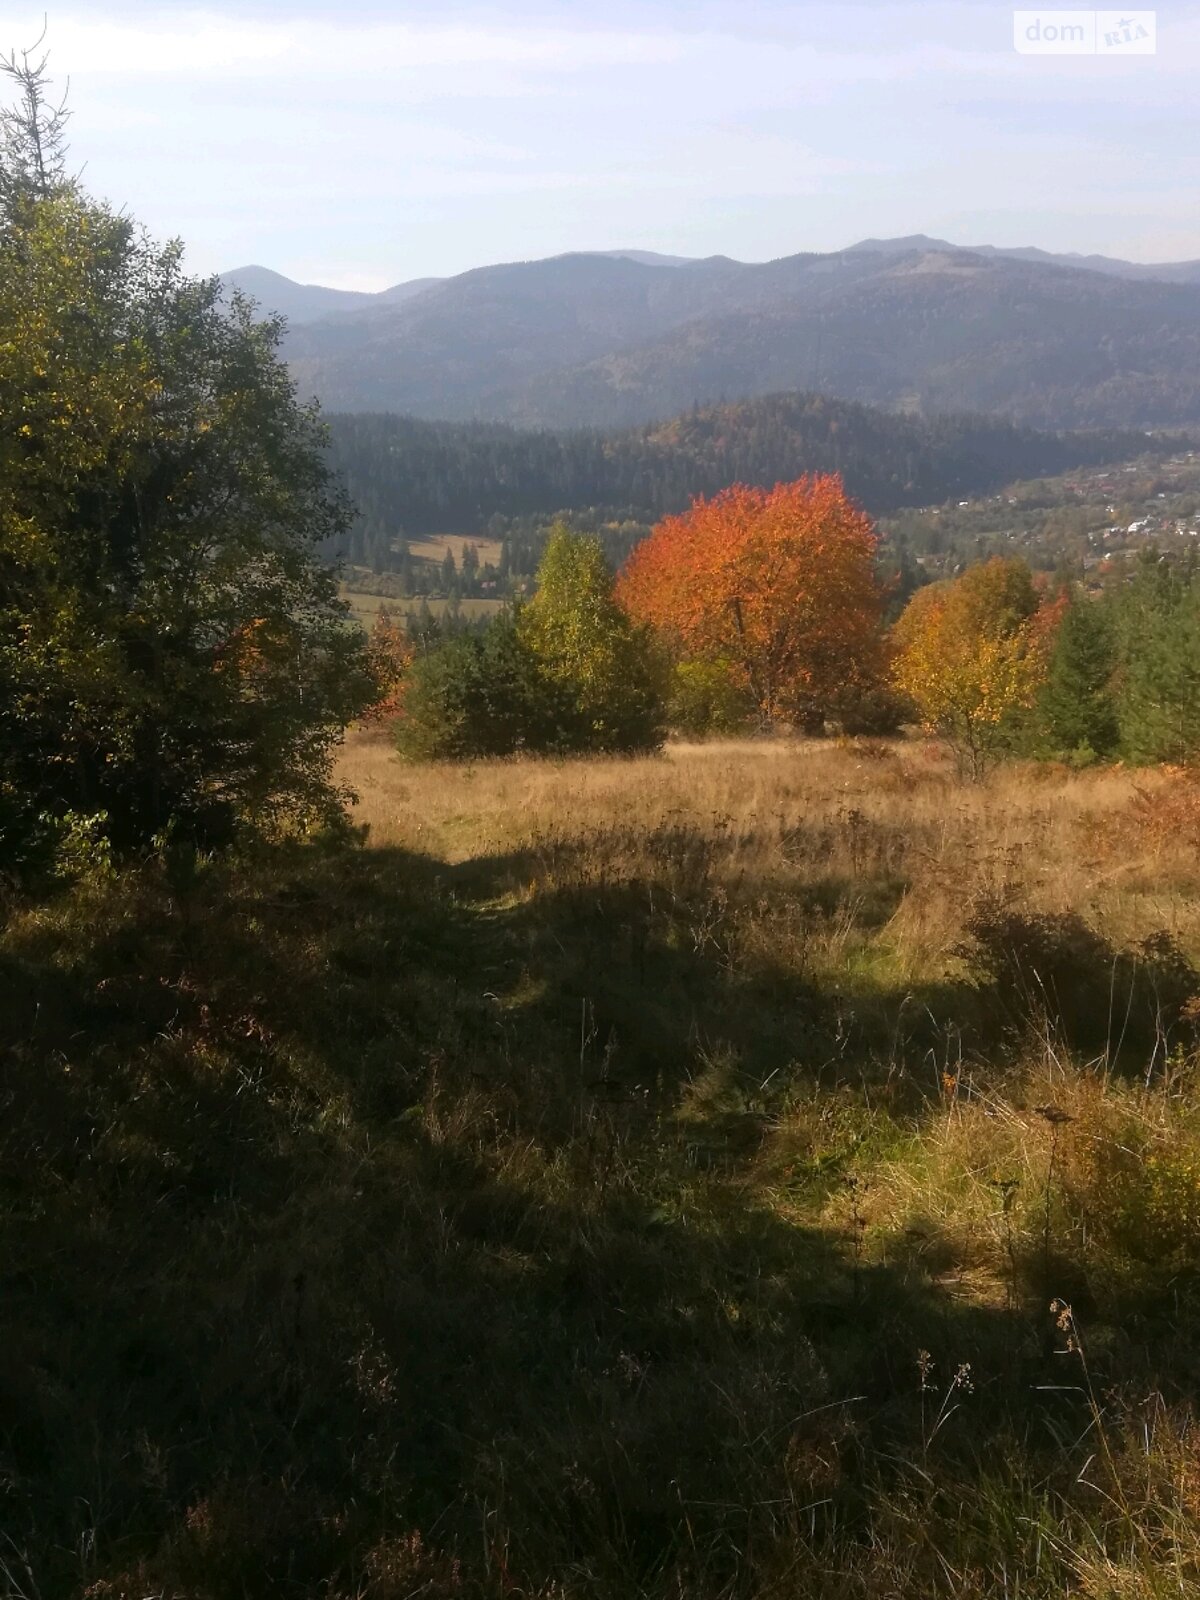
[221,237,1200,431]
[221,265,442,324]
[844,234,1200,285]
[220,249,701,325]
[222,235,1200,325]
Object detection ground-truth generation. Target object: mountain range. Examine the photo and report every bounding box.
[221,237,1200,431]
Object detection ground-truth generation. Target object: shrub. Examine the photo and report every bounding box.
[667,658,755,737]
[834,681,911,737]
[396,614,553,760]
[962,899,1200,1059]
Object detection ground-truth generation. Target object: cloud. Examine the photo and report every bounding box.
[13,12,683,78]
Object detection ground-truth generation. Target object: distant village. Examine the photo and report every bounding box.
[882,448,1200,580]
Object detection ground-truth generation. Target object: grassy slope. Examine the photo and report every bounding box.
[4,736,1200,1598]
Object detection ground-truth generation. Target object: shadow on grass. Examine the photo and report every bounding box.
[0,838,1195,1598]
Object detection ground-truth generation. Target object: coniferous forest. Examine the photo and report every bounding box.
[325,398,1159,568]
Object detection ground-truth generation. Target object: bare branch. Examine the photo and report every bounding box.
[0,19,71,206]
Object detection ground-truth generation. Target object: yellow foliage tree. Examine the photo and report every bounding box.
[891,558,1058,776]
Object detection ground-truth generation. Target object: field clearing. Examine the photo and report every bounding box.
[407,532,506,565]
[339,730,1198,976]
[341,586,505,629]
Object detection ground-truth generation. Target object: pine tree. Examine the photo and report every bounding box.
[1031,595,1118,761]
[1115,556,1200,763]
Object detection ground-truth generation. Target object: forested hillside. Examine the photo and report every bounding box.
[327,393,1157,566]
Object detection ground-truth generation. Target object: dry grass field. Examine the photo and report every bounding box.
[406,533,506,567]
[7,733,1200,1597]
[333,733,1200,1590]
[340,729,1199,973]
[341,586,505,631]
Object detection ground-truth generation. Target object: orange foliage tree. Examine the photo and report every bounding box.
[617,476,887,729]
[361,607,414,725]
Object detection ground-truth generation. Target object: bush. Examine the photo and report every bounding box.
[397,532,667,762]
[834,682,911,737]
[668,659,755,737]
[396,615,554,760]
[962,898,1200,1059]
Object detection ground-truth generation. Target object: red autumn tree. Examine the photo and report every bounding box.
[617,476,887,729]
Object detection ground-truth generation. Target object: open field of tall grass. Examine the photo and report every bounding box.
[5,734,1200,1597]
[340,585,505,631]
[405,534,506,568]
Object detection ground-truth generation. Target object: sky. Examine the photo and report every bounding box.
[5,1,1200,289]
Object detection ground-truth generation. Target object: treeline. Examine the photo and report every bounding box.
[371,479,912,761]
[326,394,1157,571]
[894,547,1200,774]
[371,480,1200,775]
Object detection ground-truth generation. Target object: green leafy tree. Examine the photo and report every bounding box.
[519,525,664,752]
[668,657,755,737]
[0,57,371,873]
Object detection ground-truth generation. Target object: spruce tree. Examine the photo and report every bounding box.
[440,548,457,594]
[1115,554,1200,764]
[1032,595,1118,761]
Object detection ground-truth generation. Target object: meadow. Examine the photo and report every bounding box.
[5,733,1200,1597]
[339,584,505,631]
[405,534,506,568]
